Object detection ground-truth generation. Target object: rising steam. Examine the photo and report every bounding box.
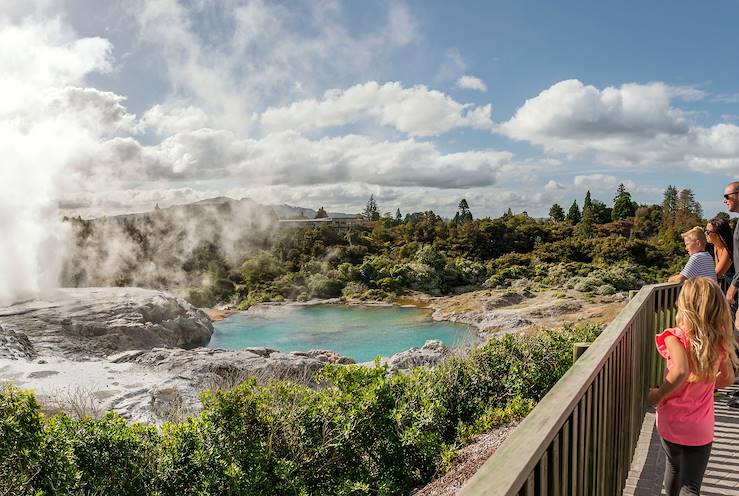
[0,17,115,306]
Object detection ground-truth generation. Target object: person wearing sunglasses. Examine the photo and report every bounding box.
[723,182,739,307]
[722,181,739,409]
[706,217,734,285]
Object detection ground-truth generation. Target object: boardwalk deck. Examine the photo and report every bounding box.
[623,385,739,496]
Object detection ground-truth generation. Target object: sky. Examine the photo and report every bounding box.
[3,0,739,221]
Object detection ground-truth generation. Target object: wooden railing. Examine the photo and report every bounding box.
[459,283,681,496]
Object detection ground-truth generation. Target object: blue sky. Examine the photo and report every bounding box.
[3,0,739,219]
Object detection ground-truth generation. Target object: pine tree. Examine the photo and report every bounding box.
[363,195,380,221]
[395,208,402,223]
[661,185,678,227]
[314,206,328,219]
[590,199,611,224]
[612,184,636,220]
[457,198,473,223]
[583,191,593,213]
[566,200,581,224]
[549,203,565,222]
[577,204,595,237]
[502,208,514,219]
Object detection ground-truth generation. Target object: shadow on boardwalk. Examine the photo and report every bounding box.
[624,385,739,496]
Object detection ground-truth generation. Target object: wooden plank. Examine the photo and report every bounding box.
[583,388,591,496]
[539,452,548,495]
[603,359,612,495]
[551,435,560,496]
[561,420,569,495]
[571,407,579,496]
[525,472,535,496]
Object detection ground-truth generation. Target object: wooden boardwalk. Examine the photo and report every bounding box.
[623,384,739,496]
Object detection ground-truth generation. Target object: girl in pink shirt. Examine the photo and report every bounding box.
[648,277,738,496]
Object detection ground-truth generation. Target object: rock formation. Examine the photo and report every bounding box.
[0,287,213,359]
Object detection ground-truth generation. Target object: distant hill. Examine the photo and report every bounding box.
[269,203,356,220]
[95,197,356,222]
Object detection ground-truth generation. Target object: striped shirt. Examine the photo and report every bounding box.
[680,251,716,279]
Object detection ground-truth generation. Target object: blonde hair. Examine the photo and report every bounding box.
[681,226,707,244]
[677,277,739,382]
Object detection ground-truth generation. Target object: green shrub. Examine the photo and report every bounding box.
[0,385,48,495]
[62,413,160,495]
[0,322,603,496]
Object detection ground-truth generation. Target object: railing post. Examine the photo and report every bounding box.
[573,342,590,362]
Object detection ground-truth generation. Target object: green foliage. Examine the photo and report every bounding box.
[566,200,581,224]
[1,323,603,496]
[61,414,160,495]
[68,184,696,309]
[571,262,647,293]
[612,184,637,220]
[363,195,380,221]
[548,203,565,222]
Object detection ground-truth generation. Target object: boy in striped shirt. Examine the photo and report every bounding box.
[668,227,716,283]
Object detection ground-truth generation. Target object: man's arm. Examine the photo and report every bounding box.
[668,274,687,283]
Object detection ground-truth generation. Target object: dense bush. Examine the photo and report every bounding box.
[1,323,602,496]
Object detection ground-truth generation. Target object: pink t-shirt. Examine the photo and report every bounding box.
[655,327,720,446]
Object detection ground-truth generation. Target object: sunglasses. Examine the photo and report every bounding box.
[724,191,739,200]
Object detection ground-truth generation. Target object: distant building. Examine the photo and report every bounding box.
[278,216,376,231]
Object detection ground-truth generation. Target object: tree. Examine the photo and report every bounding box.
[566,200,581,224]
[675,188,703,226]
[502,208,514,219]
[395,208,402,223]
[612,184,636,220]
[663,188,704,233]
[363,194,380,221]
[577,204,595,237]
[456,198,473,224]
[314,207,328,219]
[589,199,611,224]
[549,203,565,222]
[661,185,678,226]
[583,191,593,213]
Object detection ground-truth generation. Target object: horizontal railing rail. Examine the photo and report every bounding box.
[459,282,681,496]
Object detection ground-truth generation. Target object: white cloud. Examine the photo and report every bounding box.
[141,103,210,135]
[59,187,220,217]
[456,75,487,92]
[259,81,492,136]
[223,182,550,218]
[545,180,565,191]
[0,18,112,115]
[436,47,467,83]
[712,93,739,104]
[500,80,689,151]
[573,174,662,196]
[574,174,621,190]
[128,0,421,133]
[499,79,739,174]
[77,130,512,189]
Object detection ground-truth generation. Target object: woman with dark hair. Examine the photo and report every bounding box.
[706,217,734,283]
